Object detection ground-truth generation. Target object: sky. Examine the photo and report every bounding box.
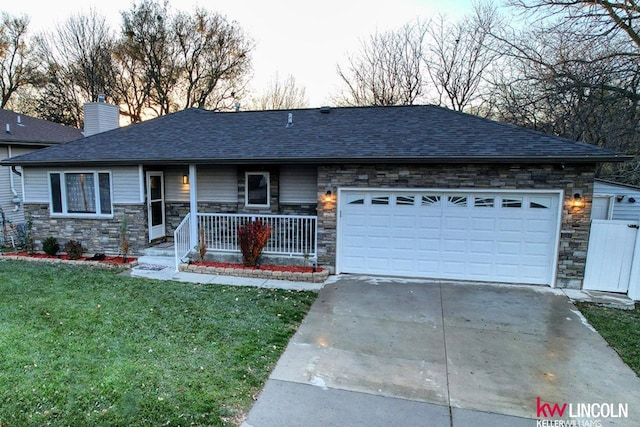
[4,0,476,107]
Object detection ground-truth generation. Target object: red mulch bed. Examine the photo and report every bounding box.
[192,261,322,273]
[6,252,137,265]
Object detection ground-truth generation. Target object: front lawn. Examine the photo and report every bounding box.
[576,302,640,377]
[0,260,316,426]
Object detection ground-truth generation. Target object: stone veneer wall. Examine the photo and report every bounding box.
[24,203,148,256]
[165,202,238,236]
[317,163,595,289]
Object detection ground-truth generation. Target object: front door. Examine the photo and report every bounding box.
[147,171,165,241]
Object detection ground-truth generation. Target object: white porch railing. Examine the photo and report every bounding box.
[174,213,191,271]
[173,213,318,271]
[198,213,318,258]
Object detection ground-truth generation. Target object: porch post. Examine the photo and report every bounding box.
[628,225,640,301]
[189,164,198,251]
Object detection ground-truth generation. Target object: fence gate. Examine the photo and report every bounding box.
[583,220,638,293]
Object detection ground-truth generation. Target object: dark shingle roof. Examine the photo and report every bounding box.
[0,109,83,146]
[1,105,626,166]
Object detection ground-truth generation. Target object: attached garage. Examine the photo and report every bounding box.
[337,189,562,285]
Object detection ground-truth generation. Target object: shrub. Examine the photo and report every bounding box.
[42,237,60,256]
[119,215,130,262]
[64,240,84,260]
[197,227,207,261]
[23,217,35,255]
[238,220,271,267]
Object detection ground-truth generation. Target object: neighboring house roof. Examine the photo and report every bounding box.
[0,109,83,146]
[1,105,627,166]
[594,178,640,191]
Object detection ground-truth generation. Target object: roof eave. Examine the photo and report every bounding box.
[1,154,630,167]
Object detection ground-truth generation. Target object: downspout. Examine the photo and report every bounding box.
[7,146,22,211]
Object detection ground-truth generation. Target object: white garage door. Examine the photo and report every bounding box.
[338,190,560,285]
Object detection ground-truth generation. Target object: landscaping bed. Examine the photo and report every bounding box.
[1,251,138,269]
[181,261,329,283]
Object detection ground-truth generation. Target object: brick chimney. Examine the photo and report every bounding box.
[83,94,119,137]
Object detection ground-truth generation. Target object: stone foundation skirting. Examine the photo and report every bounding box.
[179,263,329,283]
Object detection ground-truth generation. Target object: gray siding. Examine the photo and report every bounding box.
[112,167,143,204]
[23,166,142,205]
[594,181,640,221]
[198,165,237,202]
[164,167,190,202]
[23,167,49,203]
[1,146,34,224]
[280,165,317,204]
[83,102,119,137]
[164,166,237,203]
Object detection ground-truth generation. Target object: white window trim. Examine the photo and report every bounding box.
[48,171,114,218]
[245,171,270,208]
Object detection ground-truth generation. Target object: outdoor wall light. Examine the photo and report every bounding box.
[323,189,333,203]
[182,174,189,185]
[571,192,585,208]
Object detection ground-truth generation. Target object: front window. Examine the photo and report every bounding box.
[49,172,112,217]
[245,172,270,207]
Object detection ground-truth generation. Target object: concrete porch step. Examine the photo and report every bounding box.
[137,255,175,268]
[144,246,175,257]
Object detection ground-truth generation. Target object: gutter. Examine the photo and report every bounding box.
[7,146,22,211]
[0,154,632,167]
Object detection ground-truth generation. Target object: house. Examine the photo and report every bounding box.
[1,105,627,289]
[593,179,640,220]
[0,109,83,241]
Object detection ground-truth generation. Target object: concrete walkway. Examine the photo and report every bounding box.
[243,276,640,427]
[124,256,324,291]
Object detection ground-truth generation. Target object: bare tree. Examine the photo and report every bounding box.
[0,13,38,108]
[121,0,179,116]
[173,8,253,111]
[425,3,502,111]
[112,39,151,123]
[484,0,640,182]
[33,10,116,127]
[504,1,640,101]
[508,1,640,49]
[334,22,427,106]
[252,73,308,110]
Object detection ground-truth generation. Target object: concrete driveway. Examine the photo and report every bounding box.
[244,276,640,426]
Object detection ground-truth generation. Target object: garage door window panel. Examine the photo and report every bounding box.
[502,197,523,208]
[396,195,416,206]
[475,197,495,207]
[447,196,467,207]
[346,194,365,205]
[371,195,390,205]
[422,195,442,206]
[530,197,552,209]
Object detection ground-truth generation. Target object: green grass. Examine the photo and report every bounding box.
[0,260,316,426]
[576,302,640,377]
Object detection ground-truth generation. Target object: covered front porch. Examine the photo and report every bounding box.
[146,164,319,271]
[173,212,317,271]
